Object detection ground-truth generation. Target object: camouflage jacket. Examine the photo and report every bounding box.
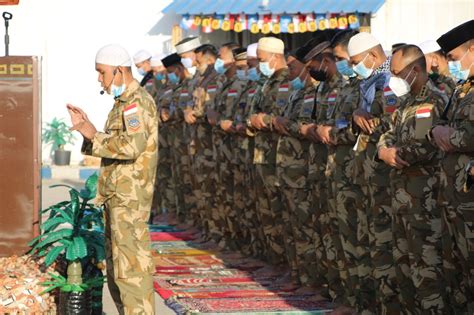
[276,83,315,188]
[249,68,292,164]
[378,80,447,171]
[82,80,158,206]
[191,66,220,124]
[431,72,456,98]
[167,78,192,125]
[438,78,474,203]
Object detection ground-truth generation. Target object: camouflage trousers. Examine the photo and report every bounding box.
[280,181,320,286]
[169,123,194,222]
[330,146,363,308]
[391,171,446,314]
[153,125,175,217]
[104,198,155,315]
[254,163,286,266]
[309,144,342,300]
[441,198,474,314]
[362,145,398,314]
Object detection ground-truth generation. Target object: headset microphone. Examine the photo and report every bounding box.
[100,68,118,95]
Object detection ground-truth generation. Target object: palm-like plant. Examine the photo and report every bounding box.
[42,117,76,151]
[29,173,104,285]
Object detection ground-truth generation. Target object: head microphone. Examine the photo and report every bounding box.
[100,67,119,95]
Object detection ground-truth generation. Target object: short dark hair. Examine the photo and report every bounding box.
[331,30,359,49]
[393,44,427,71]
[221,42,240,50]
[195,44,218,57]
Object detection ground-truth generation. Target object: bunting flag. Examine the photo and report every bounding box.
[179,13,363,34]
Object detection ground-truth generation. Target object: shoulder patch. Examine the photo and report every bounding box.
[126,116,141,131]
[327,92,337,103]
[415,104,434,119]
[279,84,289,92]
[228,89,238,97]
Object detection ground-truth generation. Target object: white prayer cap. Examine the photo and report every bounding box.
[95,44,132,67]
[418,40,442,55]
[247,43,258,58]
[348,32,381,57]
[175,37,201,54]
[258,37,284,54]
[150,54,166,67]
[133,49,152,64]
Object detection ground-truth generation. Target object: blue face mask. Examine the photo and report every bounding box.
[137,68,147,76]
[236,69,247,81]
[167,72,180,84]
[448,50,472,81]
[111,84,126,98]
[290,76,304,90]
[247,67,261,81]
[336,59,356,78]
[259,56,275,77]
[155,72,165,81]
[214,58,227,74]
[352,54,374,79]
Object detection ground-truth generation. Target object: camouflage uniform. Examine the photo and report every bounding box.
[379,80,448,313]
[248,68,291,265]
[326,77,363,307]
[276,83,318,286]
[354,65,401,313]
[189,66,220,236]
[81,80,157,314]
[309,74,346,302]
[436,78,474,314]
[167,78,193,222]
[213,76,246,247]
[430,72,456,97]
[238,78,267,257]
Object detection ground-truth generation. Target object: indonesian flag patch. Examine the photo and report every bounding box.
[248,89,256,97]
[180,90,189,98]
[208,85,217,93]
[279,84,289,92]
[416,107,432,119]
[327,93,337,103]
[124,103,138,116]
[304,95,315,103]
[228,89,238,97]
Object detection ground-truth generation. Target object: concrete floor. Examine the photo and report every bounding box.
[42,179,175,315]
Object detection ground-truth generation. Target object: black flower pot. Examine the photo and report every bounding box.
[54,149,71,166]
[58,290,92,315]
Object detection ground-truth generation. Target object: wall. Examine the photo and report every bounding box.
[0,0,178,164]
[371,0,474,50]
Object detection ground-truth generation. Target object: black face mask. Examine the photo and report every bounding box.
[309,69,327,81]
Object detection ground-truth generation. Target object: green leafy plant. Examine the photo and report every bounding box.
[42,117,76,151]
[40,272,104,294]
[29,173,104,287]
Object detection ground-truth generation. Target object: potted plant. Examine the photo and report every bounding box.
[43,117,76,166]
[29,174,105,314]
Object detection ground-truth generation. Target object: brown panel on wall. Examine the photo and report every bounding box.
[0,56,41,257]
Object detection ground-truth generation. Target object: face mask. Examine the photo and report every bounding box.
[187,66,197,76]
[353,54,375,79]
[181,57,194,69]
[336,59,356,77]
[448,50,473,81]
[155,72,165,81]
[167,72,180,85]
[214,58,227,74]
[259,55,275,77]
[290,77,304,90]
[388,68,416,97]
[247,67,261,81]
[137,68,147,76]
[111,83,126,98]
[236,69,247,81]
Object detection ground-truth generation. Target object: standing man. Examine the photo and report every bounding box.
[67,44,157,314]
[248,37,291,267]
[378,44,448,313]
[133,49,155,95]
[431,19,474,314]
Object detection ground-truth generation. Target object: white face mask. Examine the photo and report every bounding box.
[388,68,416,97]
[187,66,197,76]
[181,57,194,69]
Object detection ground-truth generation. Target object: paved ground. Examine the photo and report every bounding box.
[42,179,175,315]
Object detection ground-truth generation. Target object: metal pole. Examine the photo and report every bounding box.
[3,12,12,56]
